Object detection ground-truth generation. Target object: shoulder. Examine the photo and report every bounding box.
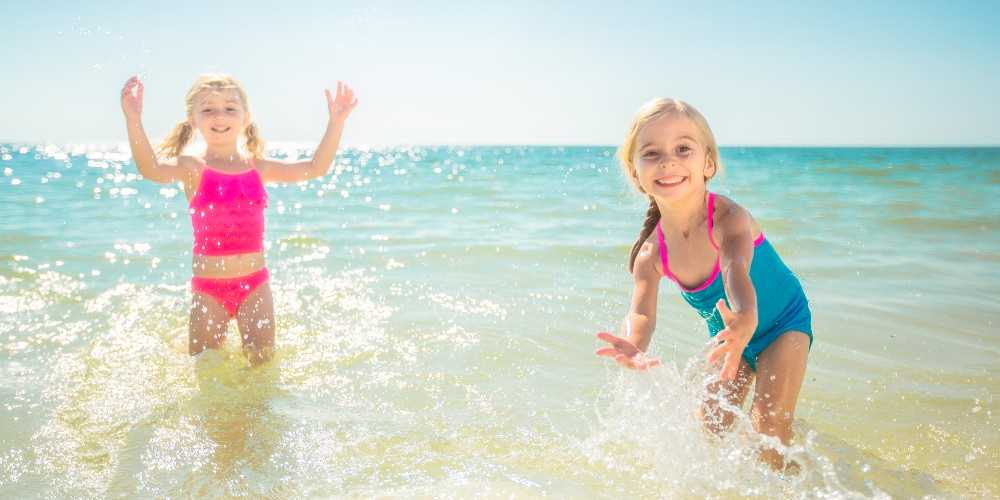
[251,157,280,177]
[632,232,663,282]
[175,155,202,172]
[168,156,202,197]
[170,155,202,182]
[711,194,758,244]
[712,195,751,228]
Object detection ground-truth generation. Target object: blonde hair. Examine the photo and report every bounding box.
[619,98,722,273]
[156,73,266,159]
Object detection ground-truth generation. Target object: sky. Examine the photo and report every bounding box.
[2,0,998,146]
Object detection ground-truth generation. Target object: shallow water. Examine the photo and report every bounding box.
[1,144,997,498]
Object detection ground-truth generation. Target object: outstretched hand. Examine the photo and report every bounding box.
[120,75,143,120]
[595,332,661,371]
[325,81,358,123]
[706,299,753,381]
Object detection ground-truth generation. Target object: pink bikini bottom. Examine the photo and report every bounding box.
[191,268,269,317]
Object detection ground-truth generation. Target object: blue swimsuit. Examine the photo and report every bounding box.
[655,193,812,371]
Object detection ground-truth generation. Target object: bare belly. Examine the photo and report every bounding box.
[192,252,266,278]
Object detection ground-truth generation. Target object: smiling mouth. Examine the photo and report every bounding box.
[654,176,687,187]
[210,127,231,133]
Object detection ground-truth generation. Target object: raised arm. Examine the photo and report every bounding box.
[257,81,358,183]
[707,197,759,380]
[120,76,194,185]
[596,239,663,370]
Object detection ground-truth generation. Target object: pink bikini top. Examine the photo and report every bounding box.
[189,159,267,256]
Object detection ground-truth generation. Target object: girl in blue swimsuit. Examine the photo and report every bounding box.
[595,98,813,471]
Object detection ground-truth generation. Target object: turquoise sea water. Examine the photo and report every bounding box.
[1,144,998,498]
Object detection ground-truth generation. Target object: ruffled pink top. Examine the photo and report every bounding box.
[188,160,267,256]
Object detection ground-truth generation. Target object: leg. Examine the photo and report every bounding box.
[189,292,231,355]
[235,280,275,366]
[749,331,810,471]
[700,358,755,435]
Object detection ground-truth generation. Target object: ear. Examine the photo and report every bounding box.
[704,154,717,179]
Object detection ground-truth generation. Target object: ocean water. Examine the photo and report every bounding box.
[0,144,997,498]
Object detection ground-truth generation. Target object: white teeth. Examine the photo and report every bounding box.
[655,176,685,186]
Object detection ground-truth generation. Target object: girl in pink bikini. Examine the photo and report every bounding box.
[120,74,357,365]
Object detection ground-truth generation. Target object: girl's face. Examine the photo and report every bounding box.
[633,113,715,201]
[189,89,249,147]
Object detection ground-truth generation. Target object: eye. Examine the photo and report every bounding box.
[641,151,660,159]
[677,145,692,155]
[226,107,237,112]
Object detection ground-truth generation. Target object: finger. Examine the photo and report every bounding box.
[716,299,732,321]
[637,357,662,370]
[336,81,343,99]
[714,328,732,343]
[707,344,727,366]
[614,354,638,370]
[342,92,356,109]
[595,347,618,357]
[596,332,625,347]
[721,351,739,381]
[325,88,333,106]
[136,81,144,102]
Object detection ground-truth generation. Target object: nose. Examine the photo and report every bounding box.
[658,155,677,169]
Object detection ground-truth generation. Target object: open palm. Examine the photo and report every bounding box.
[120,76,143,119]
[595,332,661,370]
[706,299,752,381]
[325,81,358,123]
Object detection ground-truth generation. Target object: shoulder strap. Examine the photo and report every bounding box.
[706,192,720,251]
[655,222,673,279]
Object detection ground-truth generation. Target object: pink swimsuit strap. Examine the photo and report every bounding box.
[655,192,763,293]
[655,193,721,293]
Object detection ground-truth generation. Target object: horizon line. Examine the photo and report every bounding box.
[1,141,999,149]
